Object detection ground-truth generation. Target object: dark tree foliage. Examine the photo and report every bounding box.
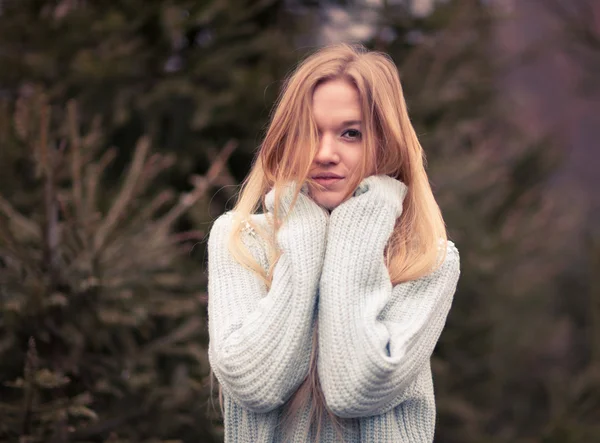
[0,91,234,442]
[1,0,598,442]
[0,0,302,192]
[366,1,599,441]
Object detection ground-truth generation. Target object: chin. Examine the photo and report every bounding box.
[313,193,344,210]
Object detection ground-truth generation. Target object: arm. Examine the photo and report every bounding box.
[208,184,328,413]
[317,175,460,418]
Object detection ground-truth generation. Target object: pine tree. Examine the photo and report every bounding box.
[0,90,234,442]
[0,0,302,192]
[0,2,324,440]
[365,0,595,441]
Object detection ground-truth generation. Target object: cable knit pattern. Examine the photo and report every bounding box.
[207,176,461,442]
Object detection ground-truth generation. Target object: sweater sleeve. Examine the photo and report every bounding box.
[317,175,460,418]
[207,189,328,413]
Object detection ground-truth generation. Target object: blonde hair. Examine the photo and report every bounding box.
[218,43,448,441]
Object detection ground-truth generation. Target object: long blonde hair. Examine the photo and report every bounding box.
[219,43,448,441]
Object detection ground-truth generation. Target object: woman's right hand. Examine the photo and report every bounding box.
[208,184,326,411]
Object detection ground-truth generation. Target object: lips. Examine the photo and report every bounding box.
[312,173,344,187]
[312,173,343,179]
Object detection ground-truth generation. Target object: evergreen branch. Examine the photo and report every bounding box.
[55,193,86,261]
[67,100,84,220]
[68,407,144,440]
[21,338,39,436]
[171,230,205,243]
[93,190,176,266]
[36,96,50,179]
[84,147,117,224]
[93,137,150,253]
[99,245,175,277]
[13,95,30,142]
[43,174,60,285]
[0,194,40,239]
[0,218,41,278]
[204,146,236,190]
[141,317,204,356]
[156,139,237,230]
[135,153,177,196]
[99,234,180,275]
[81,115,104,158]
[39,103,61,285]
[136,190,176,224]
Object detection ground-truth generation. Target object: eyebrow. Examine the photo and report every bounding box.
[316,120,363,132]
[340,120,362,127]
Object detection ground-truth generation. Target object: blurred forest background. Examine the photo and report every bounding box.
[0,0,599,442]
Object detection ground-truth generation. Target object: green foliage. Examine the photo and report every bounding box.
[0,0,300,184]
[0,1,305,440]
[0,0,598,441]
[369,0,599,441]
[0,91,233,442]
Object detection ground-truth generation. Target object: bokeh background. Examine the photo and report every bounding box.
[0,0,599,442]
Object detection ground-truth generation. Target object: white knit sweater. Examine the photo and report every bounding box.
[207,175,461,442]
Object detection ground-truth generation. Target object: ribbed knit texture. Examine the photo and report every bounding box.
[208,176,461,442]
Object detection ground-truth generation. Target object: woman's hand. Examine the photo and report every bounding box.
[325,174,408,252]
[208,182,328,413]
[350,174,408,219]
[317,174,459,418]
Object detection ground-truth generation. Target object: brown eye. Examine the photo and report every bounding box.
[342,129,362,140]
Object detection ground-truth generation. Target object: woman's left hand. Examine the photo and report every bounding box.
[339,174,408,219]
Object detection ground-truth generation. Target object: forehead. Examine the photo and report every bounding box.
[312,78,361,126]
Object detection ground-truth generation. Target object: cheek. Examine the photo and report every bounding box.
[349,155,363,171]
[344,146,367,170]
[341,151,368,183]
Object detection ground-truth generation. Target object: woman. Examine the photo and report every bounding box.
[207,43,461,442]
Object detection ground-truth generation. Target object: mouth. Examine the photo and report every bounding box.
[312,173,344,187]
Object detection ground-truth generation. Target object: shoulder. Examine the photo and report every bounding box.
[208,212,234,247]
[441,239,460,264]
[210,211,271,234]
[433,238,460,279]
[209,211,272,251]
[210,211,234,233]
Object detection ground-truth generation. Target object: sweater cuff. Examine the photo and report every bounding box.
[353,175,408,218]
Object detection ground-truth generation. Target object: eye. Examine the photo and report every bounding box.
[342,129,362,141]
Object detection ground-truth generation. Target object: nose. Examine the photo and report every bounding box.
[314,133,340,165]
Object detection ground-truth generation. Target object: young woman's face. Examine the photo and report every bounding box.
[308,78,370,210]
